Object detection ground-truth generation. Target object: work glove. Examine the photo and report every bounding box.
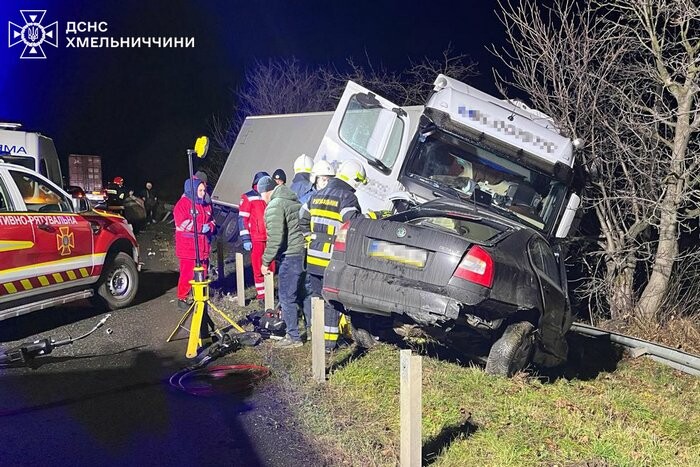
[201,224,211,234]
[243,241,252,251]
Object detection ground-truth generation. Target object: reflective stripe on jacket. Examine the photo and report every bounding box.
[237,189,267,242]
[299,177,362,276]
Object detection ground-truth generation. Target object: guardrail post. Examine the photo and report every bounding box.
[264,273,275,310]
[400,349,422,467]
[235,252,245,307]
[312,297,325,383]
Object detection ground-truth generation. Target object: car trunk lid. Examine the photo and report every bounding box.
[344,217,502,287]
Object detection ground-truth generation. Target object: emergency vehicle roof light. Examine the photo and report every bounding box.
[0,122,22,130]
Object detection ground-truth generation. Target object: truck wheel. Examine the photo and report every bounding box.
[350,313,379,349]
[485,321,535,377]
[94,252,139,310]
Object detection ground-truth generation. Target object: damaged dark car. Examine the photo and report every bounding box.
[322,198,573,376]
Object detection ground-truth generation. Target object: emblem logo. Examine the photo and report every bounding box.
[56,226,75,256]
[8,10,59,59]
[396,227,407,238]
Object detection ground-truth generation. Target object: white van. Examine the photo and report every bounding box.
[0,123,63,187]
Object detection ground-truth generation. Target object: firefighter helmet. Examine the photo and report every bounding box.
[293,154,315,174]
[336,160,367,189]
[113,176,124,186]
[310,159,336,184]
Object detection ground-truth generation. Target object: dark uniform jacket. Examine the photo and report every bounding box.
[299,177,362,276]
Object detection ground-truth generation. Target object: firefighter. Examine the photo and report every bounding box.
[299,159,367,352]
[238,171,274,304]
[289,154,314,202]
[105,176,127,210]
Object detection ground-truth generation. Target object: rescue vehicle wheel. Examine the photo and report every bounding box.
[485,321,535,377]
[94,252,139,310]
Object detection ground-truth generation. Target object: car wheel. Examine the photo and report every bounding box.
[93,252,139,310]
[485,321,535,377]
[349,313,379,349]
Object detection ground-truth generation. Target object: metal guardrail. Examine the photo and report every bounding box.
[571,323,700,376]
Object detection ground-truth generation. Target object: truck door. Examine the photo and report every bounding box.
[316,81,413,212]
[7,169,94,289]
[0,173,36,304]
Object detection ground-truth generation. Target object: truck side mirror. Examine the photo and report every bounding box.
[554,193,581,238]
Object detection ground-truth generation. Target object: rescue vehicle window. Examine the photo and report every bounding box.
[0,179,11,212]
[8,170,72,213]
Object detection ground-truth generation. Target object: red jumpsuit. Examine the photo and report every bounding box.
[238,189,274,300]
[174,194,215,300]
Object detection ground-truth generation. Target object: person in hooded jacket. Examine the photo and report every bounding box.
[174,177,216,310]
[257,176,307,347]
[238,171,274,303]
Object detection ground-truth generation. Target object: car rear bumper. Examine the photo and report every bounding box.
[322,260,486,326]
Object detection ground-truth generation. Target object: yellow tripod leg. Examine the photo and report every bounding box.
[167,301,195,342]
[208,301,246,333]
[186,300,206,358]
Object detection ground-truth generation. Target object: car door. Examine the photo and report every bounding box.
[0,171,36,307]
[7,168,94,293]
[316,81,413,212]
[528,237,569,355]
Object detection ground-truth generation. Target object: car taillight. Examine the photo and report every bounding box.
[333,221,351,252]
[454,245,494,288]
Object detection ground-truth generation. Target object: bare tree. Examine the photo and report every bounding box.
[495,0,700,323]
[208,47,477,158]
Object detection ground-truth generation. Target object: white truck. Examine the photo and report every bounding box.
[0,123,64,188]
[212,74,581,242]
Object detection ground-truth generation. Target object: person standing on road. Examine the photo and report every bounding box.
[257,176,307,348]
[238,171,274,304]
[289,154,314,203]
[194,170,212,205]
[174,177,216,310]
[140,181,158,224]
[299,160,367,352]
[272,168,287,186]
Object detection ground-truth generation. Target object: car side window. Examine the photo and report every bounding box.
[8,170,73,213]
[529,238,560,286]
[0,178,12,212]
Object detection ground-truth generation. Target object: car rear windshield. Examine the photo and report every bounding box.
[406,216,502,242]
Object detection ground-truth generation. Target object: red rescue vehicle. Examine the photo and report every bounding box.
[0,161,140,321]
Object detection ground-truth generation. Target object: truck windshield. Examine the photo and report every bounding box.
[0,155,35,171]
[404,130,566,231]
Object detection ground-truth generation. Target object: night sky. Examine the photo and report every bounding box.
[1,0,505,200]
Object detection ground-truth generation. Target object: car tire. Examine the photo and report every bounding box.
[485,321,535,377]
[93,252,139,310]
[350,314,380,349]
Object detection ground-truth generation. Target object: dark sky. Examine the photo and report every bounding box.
[1,0,506,199]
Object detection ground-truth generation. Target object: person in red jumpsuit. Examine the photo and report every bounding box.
[174,176,216,310]
[238,171,275,304]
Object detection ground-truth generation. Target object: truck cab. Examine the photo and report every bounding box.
[316,75,581,239]
[0,161,140,321]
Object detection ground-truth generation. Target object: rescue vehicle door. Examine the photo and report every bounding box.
[316,81,412,212]
[0,175,36,298]
[7,169,95,284]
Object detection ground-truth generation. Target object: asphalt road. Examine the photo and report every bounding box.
[0,226,323,467]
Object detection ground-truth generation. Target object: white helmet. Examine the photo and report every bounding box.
[310,159,336,184]
[336,160,368,189]
[293,154,315,174]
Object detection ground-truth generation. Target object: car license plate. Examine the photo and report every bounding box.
[367,239,427,268]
